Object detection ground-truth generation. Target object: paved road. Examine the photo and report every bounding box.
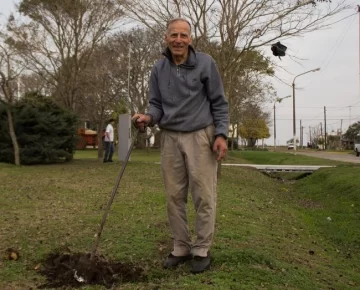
[295,151,360,164]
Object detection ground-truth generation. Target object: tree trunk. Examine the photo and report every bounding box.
[6,106,20,166]
[97,110,105,159]
[247,138,256,147]
[97,123,104,159]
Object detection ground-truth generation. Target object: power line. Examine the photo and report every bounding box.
[298,13,356,89]
[276,114,360,118]
[273,118,360,121]
[267,104,360,110]
[326,119,343,126]
[326,12,358,26]
[319,15,356,73]
[273,105,360,110]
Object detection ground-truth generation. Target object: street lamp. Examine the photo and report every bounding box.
[274,95,291,151]
[292,67,320,153]
[127,39,132,101]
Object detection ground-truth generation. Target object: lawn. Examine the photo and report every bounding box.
[1,150,359,289]
[227,150,345,166]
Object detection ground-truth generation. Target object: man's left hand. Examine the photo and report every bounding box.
[213,136,228,161]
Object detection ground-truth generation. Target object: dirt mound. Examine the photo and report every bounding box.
[37,250,145,288]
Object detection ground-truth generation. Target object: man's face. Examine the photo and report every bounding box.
[165,21,192,58]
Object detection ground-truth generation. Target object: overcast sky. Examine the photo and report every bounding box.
[262,1,360,145]
[1,0,359,146]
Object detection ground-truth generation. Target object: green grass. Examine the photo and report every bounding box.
[1,150,359,289]
[293,166,360,253]
[229,150,345,165]
[75,148,161,163]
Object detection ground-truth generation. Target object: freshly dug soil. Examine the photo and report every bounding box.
[37,250,145,288]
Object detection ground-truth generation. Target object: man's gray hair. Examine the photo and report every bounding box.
[166,18,192,33]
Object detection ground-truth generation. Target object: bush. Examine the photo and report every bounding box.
[0,93,78,165]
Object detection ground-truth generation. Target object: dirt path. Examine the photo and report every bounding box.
[295,151,360,164]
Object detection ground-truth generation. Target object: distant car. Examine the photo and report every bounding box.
[287,143,294,150]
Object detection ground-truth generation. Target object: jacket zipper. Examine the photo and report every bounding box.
[177,66,180,76]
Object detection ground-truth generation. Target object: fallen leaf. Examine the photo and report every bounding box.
[3,248,20,261]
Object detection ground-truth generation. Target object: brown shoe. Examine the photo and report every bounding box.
[163,253,192,269]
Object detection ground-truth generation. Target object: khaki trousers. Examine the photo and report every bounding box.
[160,125,218,257]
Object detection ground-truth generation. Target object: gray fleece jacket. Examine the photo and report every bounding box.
[146,46,229,138]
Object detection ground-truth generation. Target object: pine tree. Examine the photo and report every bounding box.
[0,93,78,164]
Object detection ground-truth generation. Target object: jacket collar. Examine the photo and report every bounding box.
[162,45,196,68]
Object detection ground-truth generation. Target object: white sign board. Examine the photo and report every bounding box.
[118,114,132,161]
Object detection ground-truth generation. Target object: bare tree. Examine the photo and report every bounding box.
[75,27,164,156]
[310,125,323,148]
[123,0,349,111]
[108,28,164,114]
[106,28,164,148]
[19,72,52,96]
[77,44,125,158]
[220,48,275,149]
[123,0,347,140]
[6,0,126,111]
[124,0,347,54]
[0,39,25,165]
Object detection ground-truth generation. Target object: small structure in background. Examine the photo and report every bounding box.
[76,128,104,150]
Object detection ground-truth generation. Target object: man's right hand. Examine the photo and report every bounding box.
[131,114,151,132]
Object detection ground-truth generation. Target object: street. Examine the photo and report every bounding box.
[294,151,360,164]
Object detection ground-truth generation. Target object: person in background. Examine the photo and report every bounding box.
[103,118,115,163]
[132,17,229,273]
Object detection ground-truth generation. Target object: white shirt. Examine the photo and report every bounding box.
[105,123,114,142]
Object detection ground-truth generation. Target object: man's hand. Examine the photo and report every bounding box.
[131,114,151,132]
[213,136,227,161]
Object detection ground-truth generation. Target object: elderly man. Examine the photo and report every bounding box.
[133,18,229,273]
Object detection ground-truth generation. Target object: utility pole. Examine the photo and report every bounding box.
[324,106,327,150]
[349,106,352,126]
[320,122,323,138]
[340,119,343,149]
[309,126,312,148]
[320,122,323,149]
[292,68,321,153]
[300,120,302,149]
[358,5,360,94]
[340,119,343,135]
[302,126,304,149]
[273,103,276,151]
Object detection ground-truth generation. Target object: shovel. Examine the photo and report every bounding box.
[90,119,146,260]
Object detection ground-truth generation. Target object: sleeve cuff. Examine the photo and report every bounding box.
[215,133,228,140]
[145,113,154,126]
